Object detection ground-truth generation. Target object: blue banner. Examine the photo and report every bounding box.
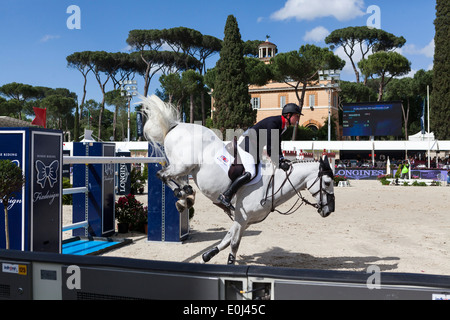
[334,168,385,180]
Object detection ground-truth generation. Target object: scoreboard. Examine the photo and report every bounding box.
[343,101,402,136]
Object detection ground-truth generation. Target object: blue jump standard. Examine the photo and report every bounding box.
[62,237,131,256]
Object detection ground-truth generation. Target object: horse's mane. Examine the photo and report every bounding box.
[140,95,180,156]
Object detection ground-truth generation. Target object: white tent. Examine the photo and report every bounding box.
[408,131,435,141]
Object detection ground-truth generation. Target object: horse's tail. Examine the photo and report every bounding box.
[140,95,180,156]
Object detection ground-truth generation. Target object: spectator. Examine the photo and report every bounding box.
[401,160,410,179]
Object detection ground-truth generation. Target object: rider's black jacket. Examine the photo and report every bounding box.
[242,115,287,164]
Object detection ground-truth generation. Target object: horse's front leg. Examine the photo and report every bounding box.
[228,218,246,265]
[201,218,246,265]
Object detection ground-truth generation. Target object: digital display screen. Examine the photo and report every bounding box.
[343,101,402,136]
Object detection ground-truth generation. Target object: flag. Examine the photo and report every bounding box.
[31,107,46,128]
[420,98,425,134]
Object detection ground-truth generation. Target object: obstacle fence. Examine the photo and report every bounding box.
[0,129,187,253]
[61,153,166,235]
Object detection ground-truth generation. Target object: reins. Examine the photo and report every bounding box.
[260,160,321,215]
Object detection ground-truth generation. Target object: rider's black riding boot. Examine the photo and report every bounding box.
[218,172,252,211]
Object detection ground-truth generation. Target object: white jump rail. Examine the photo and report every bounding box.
[62,221,89,232]
[63,156,166,164]
[63,186,88,195]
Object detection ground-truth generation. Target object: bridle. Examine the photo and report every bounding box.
[260,159,335,216]
[306,166,335,215]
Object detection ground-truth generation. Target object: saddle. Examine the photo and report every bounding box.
[224,137,260,184]
[226,136,245,181]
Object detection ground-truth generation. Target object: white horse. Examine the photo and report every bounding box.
[141,95,335,264]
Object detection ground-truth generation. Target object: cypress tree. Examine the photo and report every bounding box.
[213,15,256,135]
[431,0,450,139]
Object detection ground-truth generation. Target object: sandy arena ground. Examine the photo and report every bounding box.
[63,180,450,276]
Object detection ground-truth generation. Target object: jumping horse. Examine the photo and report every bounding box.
[141,95,335,264]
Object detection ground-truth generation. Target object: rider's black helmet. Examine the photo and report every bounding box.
[282,103,302,116]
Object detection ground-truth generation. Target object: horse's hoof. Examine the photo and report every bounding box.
[227,253,236,265]
[186,194,195,208]
[202,247,219,263]
[175,200,186,212]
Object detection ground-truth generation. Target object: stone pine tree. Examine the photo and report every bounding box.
[213,15,256,135]
[431,0,449,140]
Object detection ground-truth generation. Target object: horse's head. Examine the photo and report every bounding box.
[308,155,335,218]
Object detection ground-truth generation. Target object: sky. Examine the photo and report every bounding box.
[0,0,436,114]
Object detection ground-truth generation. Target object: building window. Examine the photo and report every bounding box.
[280,95,286,108]
[251,97,260,110]
[308,94,315,107]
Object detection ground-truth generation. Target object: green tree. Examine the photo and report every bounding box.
[385,77,414,139]
[431,0,450,139]
[105,89,128,140]
[182,70,203,123]
[0,160,25,249]
[213,15,255,134]
[325,26,406,83]
[126,29,163,96]
[159,72,185,107]
[0,97,22,117]
[358,51,411,101]
[340,81,376,103]
[245,57,273,86]
[89,51,113,140]
[41,94,76,130]
[67,51,94,141]
[385,70,434,138]
[0,82,40,120]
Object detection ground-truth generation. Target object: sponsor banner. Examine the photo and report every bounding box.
[334,168,386,180]
[116,152,131,195]
[410,169,448,181]
[32,131,62,252]
[335,168,448,181]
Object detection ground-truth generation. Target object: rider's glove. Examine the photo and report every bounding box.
[279,157,291,172]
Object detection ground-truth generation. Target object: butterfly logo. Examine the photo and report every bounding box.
[104,163,114,176]
[35,160,59,188]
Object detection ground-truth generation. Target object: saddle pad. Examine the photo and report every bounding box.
[215,145,262,186]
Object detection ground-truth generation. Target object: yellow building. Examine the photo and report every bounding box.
[212,39,341,139]
[251,40,340,138]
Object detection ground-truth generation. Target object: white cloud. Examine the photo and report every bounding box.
[303,26,330,43]
[271,0,366,22]
[40,34,60,43]
[401,39,434,58]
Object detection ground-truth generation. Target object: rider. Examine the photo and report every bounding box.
[218,103,302,210]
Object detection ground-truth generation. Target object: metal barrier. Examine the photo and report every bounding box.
[1,249,449,300]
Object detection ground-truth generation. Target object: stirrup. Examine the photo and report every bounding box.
[218,194,235,211]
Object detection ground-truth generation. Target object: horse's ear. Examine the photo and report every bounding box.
[321,155,331,171]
